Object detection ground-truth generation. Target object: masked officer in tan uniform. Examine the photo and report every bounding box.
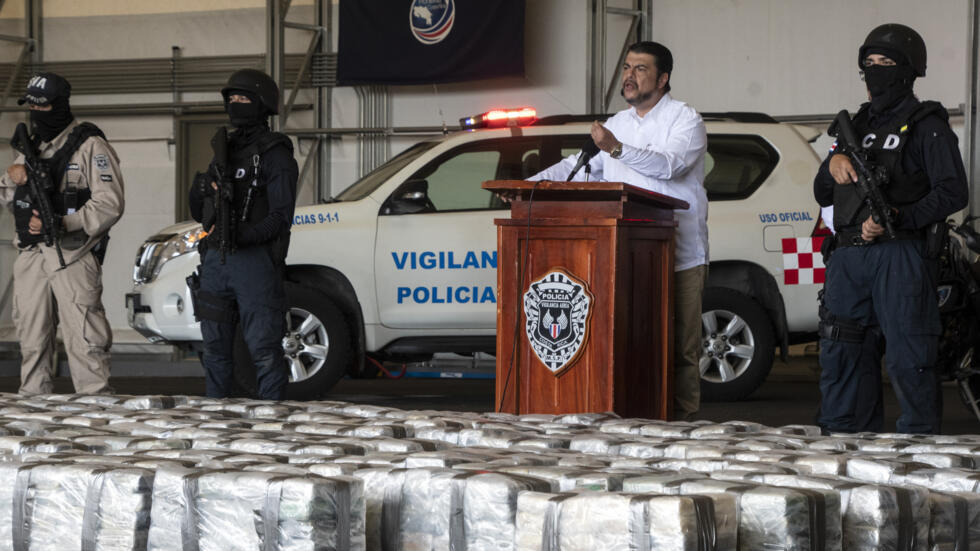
[0,72,124,395]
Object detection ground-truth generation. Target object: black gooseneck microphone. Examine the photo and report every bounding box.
[566,138,600,181]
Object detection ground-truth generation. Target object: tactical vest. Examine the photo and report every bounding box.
[833,101,945,231]
[13,123,106,247]
[202,129,292,256]
[231,131,291,228]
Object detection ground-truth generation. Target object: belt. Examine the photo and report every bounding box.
[835,227,923,248]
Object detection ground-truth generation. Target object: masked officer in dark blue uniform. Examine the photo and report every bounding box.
[188,69,298,399]
[814,24,968,434]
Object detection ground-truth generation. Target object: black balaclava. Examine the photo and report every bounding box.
[863,47,916,114]
[226,90,266,129]
[30,96,73,142]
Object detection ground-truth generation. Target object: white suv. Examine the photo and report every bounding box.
[127,110,825,400]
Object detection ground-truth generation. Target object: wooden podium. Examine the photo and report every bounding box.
[483,180,688,420]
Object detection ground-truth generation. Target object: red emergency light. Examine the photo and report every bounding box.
[460,107,537,129]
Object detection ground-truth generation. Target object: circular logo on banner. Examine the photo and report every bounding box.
[409,0,455,45]
[523,269,593,375]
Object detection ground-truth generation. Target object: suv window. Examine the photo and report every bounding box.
[704,134,779,201]
[336,141,439,202]
[399,137,546,212]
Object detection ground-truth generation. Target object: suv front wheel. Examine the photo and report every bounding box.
[233,281,352,400]
[699,287,775,402]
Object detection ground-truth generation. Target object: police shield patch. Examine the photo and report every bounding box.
[523,269,593,374]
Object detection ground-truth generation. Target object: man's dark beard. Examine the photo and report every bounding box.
[621,86,656,106]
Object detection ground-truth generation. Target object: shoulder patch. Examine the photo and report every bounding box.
[67,163,80,171]
[94,154,108,170]
[100,174,113,182]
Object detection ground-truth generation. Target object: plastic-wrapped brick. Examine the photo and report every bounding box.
[2,462,154,550]
[568,433,624,455]
[0,436,82,455]
[688,424,740,439]
[901,468,980,493]
[555,492,719,550]
[752,473,934,551]
[458,428,531,449]
[621,472,707,494]
[928,491,980,550]
[515,491,573,551]
[403,450,492,469]
[306,463,361,477]
[792,453,849,476]
[510,437,571,450]
[120,396,180,410]
[663,442,727,460]
[596,420,646,435]
[387,467,475,550]
[553,412,618,426]
[463,472,555,550]
[353,467,399,551]
[683,478,841,551]
[669,479,748,551]
[555,455,611,469]
[638,423,699,438]
[808,438,862,452]
[195,470,364,551]
[904,452,974,470]
[413,426,461,446]
[846,457,932,485]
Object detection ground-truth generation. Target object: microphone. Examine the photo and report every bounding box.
[566,138,600,181]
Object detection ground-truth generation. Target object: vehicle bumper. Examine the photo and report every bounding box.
[127,252,202,343]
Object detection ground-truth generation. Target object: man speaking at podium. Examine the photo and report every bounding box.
[529,41,708,420]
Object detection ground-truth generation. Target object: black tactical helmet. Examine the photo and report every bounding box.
[221,69,280,114]
[858,23,927,77]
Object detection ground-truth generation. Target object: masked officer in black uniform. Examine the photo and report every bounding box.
[814,24,968,434]
[188,69,298,400]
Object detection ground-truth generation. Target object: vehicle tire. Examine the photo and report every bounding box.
[699,287,775,402]
[233,281,352,400]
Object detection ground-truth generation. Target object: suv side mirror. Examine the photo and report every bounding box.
[382,179,435,215]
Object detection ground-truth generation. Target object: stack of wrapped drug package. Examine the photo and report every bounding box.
[0,393,973,549]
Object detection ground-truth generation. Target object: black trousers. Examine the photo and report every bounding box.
[818,240,941,434]
[199,246,287,400]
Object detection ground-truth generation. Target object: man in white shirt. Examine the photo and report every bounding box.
[530,41,708,419]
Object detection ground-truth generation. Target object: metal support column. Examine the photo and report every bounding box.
[266,0,285,130]
[967,0,980,214]
[638,0,653,41]
[587,0,607,114]
[587,0,648,114]
[26,0,40,63]
[316,0,332,202]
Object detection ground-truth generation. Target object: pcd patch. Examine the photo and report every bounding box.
[67,163,79,171]
[100,174,112,182]
[94,154,108,170]
[523,269,593,375]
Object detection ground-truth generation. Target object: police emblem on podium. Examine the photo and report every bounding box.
[523,269,593,374]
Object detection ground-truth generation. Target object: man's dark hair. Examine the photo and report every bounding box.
[627,41,673,92]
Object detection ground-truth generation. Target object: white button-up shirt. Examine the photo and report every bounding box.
[531,94,708,271]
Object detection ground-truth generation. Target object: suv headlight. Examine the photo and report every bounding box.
[133,228,204,284]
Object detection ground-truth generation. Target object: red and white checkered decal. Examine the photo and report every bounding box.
[782,237,825,285]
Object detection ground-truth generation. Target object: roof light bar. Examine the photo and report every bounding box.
[461,107,537,129]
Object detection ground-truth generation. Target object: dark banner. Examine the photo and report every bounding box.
[338,0,525,85]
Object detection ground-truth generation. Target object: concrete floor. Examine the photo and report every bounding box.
[0,351,977,435]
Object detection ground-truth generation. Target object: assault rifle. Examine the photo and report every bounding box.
[10,122,66,268]
[209,126,235,263]
[829,110,897,239]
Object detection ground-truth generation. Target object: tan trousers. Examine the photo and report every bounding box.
[673,264,707,419]
[12,248,113,395]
